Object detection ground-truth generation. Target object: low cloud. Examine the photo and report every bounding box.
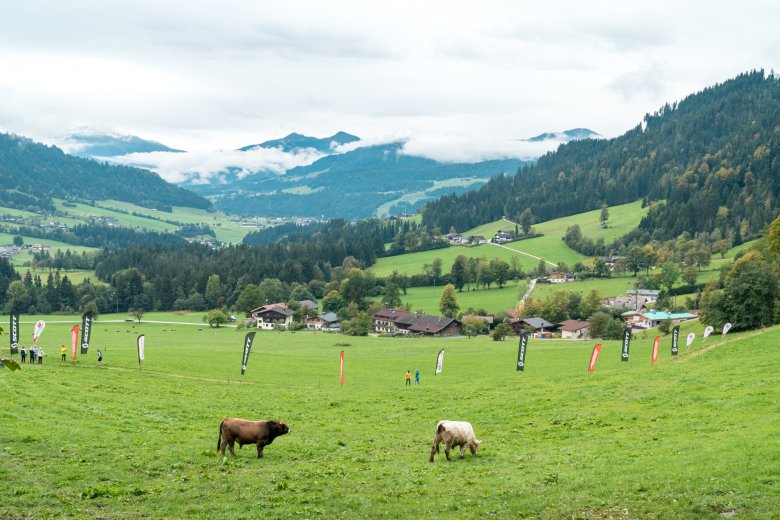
[107,146,325,184]
[399,133,562,164]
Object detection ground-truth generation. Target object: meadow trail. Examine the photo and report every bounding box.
[491,241,558,266]
[669,327,772,364]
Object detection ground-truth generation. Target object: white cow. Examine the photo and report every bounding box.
[429,420,481,462]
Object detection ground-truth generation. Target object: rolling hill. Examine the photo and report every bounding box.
[422,70,780,243]
[0,133,210,212]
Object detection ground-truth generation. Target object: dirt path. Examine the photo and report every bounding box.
[491,242,557,266]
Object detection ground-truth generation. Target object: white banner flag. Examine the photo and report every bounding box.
[137,334,145,367]
[435,349,444,375]
[33,320,46,344]
[686,332,696,350]
[702,326,714,342]
[722,322,732,337]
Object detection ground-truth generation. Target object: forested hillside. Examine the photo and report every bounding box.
[212,142,527,218]
[422,71,780,242]
[0,134,211,212]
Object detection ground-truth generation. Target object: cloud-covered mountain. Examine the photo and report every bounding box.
[524,128,601,143]
[54,130,554,218]
[201,141,530,219]
[238,131,359,153]
[61,130,184,158]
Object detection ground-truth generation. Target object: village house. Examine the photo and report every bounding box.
[547,272,576,283]
[621,310,698,330]
[558,319,590,339]
[491,230,514,244]
[373,308,413,334]
[372,308,461,336]
[601,255,625,271]
[30,243,51,252]
[298,300,319,313]
[510,317,554,337]
[306,312,341,332]
[461,314,495,330]
[250,303,295,330]
[605,289,660,311]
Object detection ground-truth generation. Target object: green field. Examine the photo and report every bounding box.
[371,200,650,278]
[370,245,536,279]
[0,199,259,247]
[375,280,528,314]
[466,199,651,267]
[2,316,776,518]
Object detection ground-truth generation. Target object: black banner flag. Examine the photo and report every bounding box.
[621,328,631,362]
[80,311,94,354]
[671,325,680,356]
[10,314,19,354]
[240,332,256,376]
[517,333,528,371]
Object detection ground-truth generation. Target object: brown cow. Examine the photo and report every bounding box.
[217,418,290,458]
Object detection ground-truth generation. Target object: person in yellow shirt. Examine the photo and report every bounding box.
[60,345,67,362]
[405,370,411,386]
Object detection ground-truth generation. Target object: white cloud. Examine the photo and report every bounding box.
[0,0,777,159]
[106,147,325,184]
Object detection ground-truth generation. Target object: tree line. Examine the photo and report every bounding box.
[421,71,780,245]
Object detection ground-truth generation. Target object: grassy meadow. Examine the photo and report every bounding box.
[370,244,536,279]
[466,200,651,267]
[374,280,528,314]
[1,316,777,518]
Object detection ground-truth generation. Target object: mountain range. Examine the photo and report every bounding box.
[524,128,601,142]
[61,127,601,219]
[62,130,184,158]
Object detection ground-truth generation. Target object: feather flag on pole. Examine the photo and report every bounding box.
[685,332,696,351]
[588,344,602,373]
[516,333,528,371]
[652,336,660,364]
[620,328,631,362]
[240,332,256,376]
[702,326,714,343]
[340,351,345,387]
[80,311,94,354]
[671,325,680,356]
[137,334,145,369]
[722,323,732,337]
[70,325,79,363]
[33,320,46,344]
[10,314,19,354]
[435,349,444,375]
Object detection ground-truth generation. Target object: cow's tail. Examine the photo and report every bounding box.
[217,419,225,452]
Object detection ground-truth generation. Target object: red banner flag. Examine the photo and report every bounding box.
[339,351,345,387]
[588,344,602,373]
[70,325,79,363]
[652,336,660,364]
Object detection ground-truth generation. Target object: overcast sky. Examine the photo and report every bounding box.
[1,1,778,179]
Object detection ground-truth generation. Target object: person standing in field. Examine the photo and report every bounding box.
[61,345,67,362]
[29,347,36,364]
[405,370,411,386]
[414,368,420,385]
[97,349,103,365]
[20,346,26,364]
[37,348,45,364]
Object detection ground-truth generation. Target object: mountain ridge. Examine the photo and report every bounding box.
[0,133,210,212]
